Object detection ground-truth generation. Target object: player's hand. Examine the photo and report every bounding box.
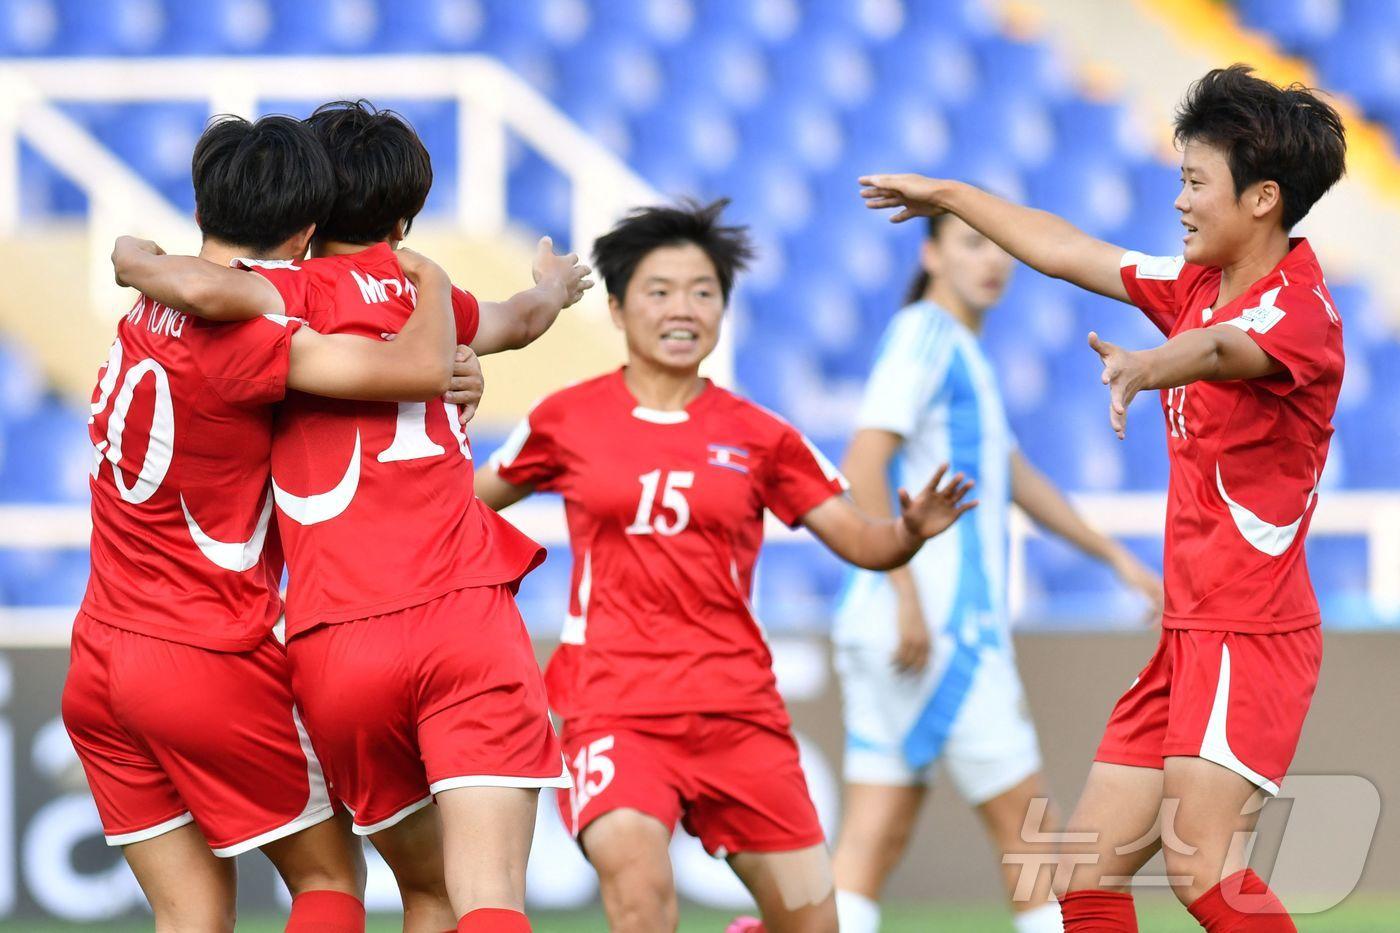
[532,236,594,309]
[444,344,483,425]
[898,464,977,540]
[395,247,448,286]
[1089,332,1148,440]
[858,174,959,223]
[1110,549,1164,625]
[111,236,164,287]
[892,590,932,675]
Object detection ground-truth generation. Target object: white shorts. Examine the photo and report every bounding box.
[834,633,1043,805]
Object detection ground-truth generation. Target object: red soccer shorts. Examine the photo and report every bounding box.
[559,712,826,857]
[287,584,569,835]
[1096,626,1323,795]
[62,612,334,855]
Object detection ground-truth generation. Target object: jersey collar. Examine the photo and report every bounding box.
[611,367,715,424]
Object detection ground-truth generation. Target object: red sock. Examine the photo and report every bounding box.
[1187,869,1296,931]
[286,890,365,933]
[1059,889,1139,932]
[457,908,531,933]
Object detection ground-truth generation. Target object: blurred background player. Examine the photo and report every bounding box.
[475,199,979,933]
[860,64,1347,932]
[67,114,464,933]
[830,214,1164,933]
[116,103,590,933]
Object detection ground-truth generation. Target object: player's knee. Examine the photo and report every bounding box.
[1162,848,1214,905]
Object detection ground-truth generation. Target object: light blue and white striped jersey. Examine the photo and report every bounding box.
[833,301,1016,648]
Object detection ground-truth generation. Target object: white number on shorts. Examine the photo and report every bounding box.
[570,734,617,822]
[90,337,176,504]
[625,469,694,536]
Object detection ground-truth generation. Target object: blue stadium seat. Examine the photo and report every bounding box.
[903,0,996,39]
[18,139,87,218]
[507,149,571,250]
[692,0,800,45]
[972,34,1070,103]
[262,0,381,54]
[874,32,979,109]
[1053,98,1144,162]
[0,548,89,607]
[800,0,904,43]
[0,339,47,426]
[1237,0,1341,54]
[709,155,814,234]
[769,31,875,111]
[664,33,770,112]
[556,31,664,115]
[739,94,844,172]
[949,93,1055,169]
[378,0,487,52]
[56,0,165,55]
[843,94,950,173]
[72,103,207,212]
[1028,154,1134,238]
[1314,27,1400,116]
[0,0,59,54]
[631,92,739,177]
[0,400,90,503]
[588,0,694,46]
[481,0,591,48]
[161,0,275,54]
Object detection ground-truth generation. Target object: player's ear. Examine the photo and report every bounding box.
[391,218,408,244]
[289,223,316,259]
[919,237,944,278]
[1251,180,1282,221]
[607,293,625,331]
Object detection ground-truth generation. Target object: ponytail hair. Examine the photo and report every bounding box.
[901,214,951,307]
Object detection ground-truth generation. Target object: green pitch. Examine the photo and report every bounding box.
[4,895,1397,932]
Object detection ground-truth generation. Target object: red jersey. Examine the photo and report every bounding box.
[83,295,301,651]
[491,369,849,722]
[1119,238,1343,633]
[246,244,543,637]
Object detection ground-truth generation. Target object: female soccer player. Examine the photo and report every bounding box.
[831,214,1163,933]
[859,65,1346,932]
[476,199,977,933]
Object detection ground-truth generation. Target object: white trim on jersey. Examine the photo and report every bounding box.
[181,488,274,572]
[428,764,573,795]
[272,431,363,526]
[561,548,592,645]
[630,406,690,424]
[1198,645,1281,796]
[1120,250,1185,280]
[103,811,195,848]
[490,416,534,471]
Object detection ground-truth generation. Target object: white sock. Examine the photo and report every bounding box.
[835,889,881,933]
[1013,900,1064,933]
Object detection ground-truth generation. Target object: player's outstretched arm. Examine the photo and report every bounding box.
[474,466,534,511]
[859,175,1131,303]
[111,236,283,321]
[471,236,594,355]
[843,429,933,671]
[1010,450,1164,618]
[803,464,977,571]
[285,248,454,402]
[1088,327,1281,438]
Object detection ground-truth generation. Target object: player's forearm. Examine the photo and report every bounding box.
[847,516,923,571]
[387,269,455,396]
[842,439,922,589]
[475,468,533,511]
[115,251,272,321]
[1011,452,1118,564]
[941,183,1128,300]
[1138,326,1277,389]
[473,286,565,354]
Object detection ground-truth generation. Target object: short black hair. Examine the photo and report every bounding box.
[592,198,755,304]
[304,100,432,244]
[192,114,335,253]
[1174,64,1346,230]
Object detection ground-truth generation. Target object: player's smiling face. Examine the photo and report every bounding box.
[1176,138,1256,266]
[611,242,725,374]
